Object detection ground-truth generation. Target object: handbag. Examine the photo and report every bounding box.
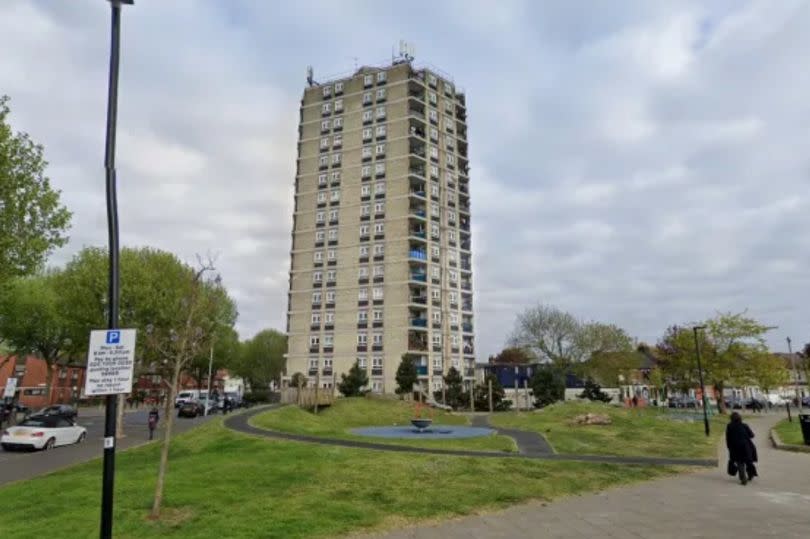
[727,460,738,476]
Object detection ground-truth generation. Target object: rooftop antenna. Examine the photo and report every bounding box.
[393,40,415,64]
[306,65,314,86]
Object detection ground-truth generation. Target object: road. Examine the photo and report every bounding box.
[0,408,215,486]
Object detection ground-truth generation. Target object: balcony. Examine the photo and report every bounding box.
[408,80,425,100]
[463,344,474,356]
[464,368,475,378]
[461,282,472,291]
[410,318,428,328]
[308,368,318,376]
[323,368,333,376]
[462,322,474,333]
[408,98,426,118]
[409,249,427,261]
[410,141,426,158]
[462,303,473,312]
[309,346,319,353]
[409,120,426,139]
[416,365,428,376]
[410,272,427,282]
[371,368,383,377]
[409,228,426,241]
[409,296,427,305]
[408,333,428,352]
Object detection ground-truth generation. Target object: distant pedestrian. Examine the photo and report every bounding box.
[726,412,758,485]
[223,396,231,415]
[631,395,639,408]
[148,407,160,441]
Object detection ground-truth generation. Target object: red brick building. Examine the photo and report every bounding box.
[0,356,86,409]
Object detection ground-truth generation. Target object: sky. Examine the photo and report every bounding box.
[1,0,808,357]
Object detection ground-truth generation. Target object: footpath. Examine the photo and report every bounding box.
[365,415,809,539]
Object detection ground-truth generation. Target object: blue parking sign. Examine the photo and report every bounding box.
[106,330,121,344]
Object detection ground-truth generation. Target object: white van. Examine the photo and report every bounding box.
[174,390,200,408]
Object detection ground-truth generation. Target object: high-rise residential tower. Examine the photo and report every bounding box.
[285,56,474,394]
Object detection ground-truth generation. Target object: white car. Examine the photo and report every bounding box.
[1,415,87,451]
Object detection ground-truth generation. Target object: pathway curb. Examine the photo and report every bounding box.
[769,427,810,453]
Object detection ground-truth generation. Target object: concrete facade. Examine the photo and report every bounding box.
[285,59,474,394]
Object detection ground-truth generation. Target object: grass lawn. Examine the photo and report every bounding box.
[773,418,806,446]
[251,397,516,453]
[0,418,677,539]
[489,401,727,458]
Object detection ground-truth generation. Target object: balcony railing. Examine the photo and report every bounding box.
[409,340,428,351]
[410,230,426,240]
[410,296,427,305]
[416,365,428,376]
[410,273,427,282]
[409,249,427,260]
[462,323,474,333]
[410,318,428,327]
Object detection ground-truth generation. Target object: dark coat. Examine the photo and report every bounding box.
[726,421,756,463]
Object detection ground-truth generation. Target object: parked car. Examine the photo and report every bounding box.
[35,404,78,421]
[765,394,789,406]
[668,396,698,409]
[1,415,87,451]
[177,400,204,418]
[198,395,218,415]
[744,397,768,410]
[174,390,200,408]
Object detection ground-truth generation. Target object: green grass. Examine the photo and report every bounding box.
[0,417,677,539]
[774,418,806,446]
[490,401,726,458]
[250,397,516,452]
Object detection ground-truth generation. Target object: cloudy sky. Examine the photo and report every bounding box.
[2,0,808,356]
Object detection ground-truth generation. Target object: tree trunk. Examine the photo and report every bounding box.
[115,394,126,438]
[151,362,181,519]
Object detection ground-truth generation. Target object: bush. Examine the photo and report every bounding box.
[339,361,369,397]
[243,390,272,404]
[579,378,612,403]
[530,367,565,408]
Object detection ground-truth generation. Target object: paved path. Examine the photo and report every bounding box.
[363,415,809,539]
[470,415,554,455]
[225,407,717,467]
[0,410,215,486]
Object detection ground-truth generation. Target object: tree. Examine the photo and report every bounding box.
[530,367,565,408]
[338,360,368,397]
[579,378,612,402]
[473,374,511,411]
[0,96,71,285]
[0,272,72,400]
[580,350,640,388]
[647,367,666,403]
[290,372,308,389]
[746,353,789,394]
[489,347,532,365]
[395,354,419,396]
[443,366,466,409]
[234,329,286,391]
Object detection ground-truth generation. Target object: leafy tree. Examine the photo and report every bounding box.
[580,350,640,387]
[0,272,72,399]
[530,367,565,408]
[290,372,308,388]
[0,96,71,285]
[235,329,286,391]
[395,353,419,396]
[647,367,666,403]
[443,366,466,409]
[579,378,612,402]
[338,360,369,397]
[746,353,789,394]
[489,347,532,365]
[473,374,511,411]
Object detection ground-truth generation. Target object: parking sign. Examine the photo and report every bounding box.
[84,329,137,396]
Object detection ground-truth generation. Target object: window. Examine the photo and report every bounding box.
[449,270,458,282]
[357,332,368,344]
[312,271,322,283]
[374,201,385,214]
[330,171,341,183]
[376,88,386,99]
[333,116,343,129]
[309,358,318,370]
[429,146,439,160]
[375,125,387,137]
[431,265,440,279]
[431,223,440,238]
[315,211,325,223]
[444,82,453,96]
[432,311,441,323]
[373,265,384,277]
[333,134,342,147]
[373,309,384,321]
[330,189,340,201]
[449,291,458,304]
[327,249,336,260]
[377,71,387,83]
[362,127,372,141]
[322,103,331,114]
[446,154,455,166]
[429,92,437,104]
[359,245,369,257]
[318,173,328,186]
[448,229,456,242]
[321,119,330,131]
[317,191,327,203]
[312,291,322,304]
[451,335,460,347]
[431,184,439,198]
[375,143,386,155]
[327,228,338,241]
[374,163,385,176]
[315,230,325,242]
[358,288,368,300]
[314,251,323,262]
[360,224,370,236]
[431,245,440,258]
[324,334,334,347]
[358,266,369,278]
[358,357,367,368]
[432,334,442,346]
[360,203,370,216]
[375,106,386,119]
[328,209,338,221]
[334,99,343,112]
[310,335,320,346]
[361,165,371,178]
[429,127,438,141]
[430,165,439,179]
[446,138,454,151]
[372,332,383,345]
[332,153,342,165]
[374,222,384,234]
[325,311,334,324]
[429,109,438,123]
[362,110,373,123]
[363,92,372,105]
[450,312,459,325]
[364,74,373,86]
[431,287,441,300]
[322,86,332,97]
[361,184,371,197]
[445,118,454,132]
[431,203,440,217]
[326,269,336,282]
[362,146,372,159]
[444,101,453,114]
[319,155,329,168]
[445,171,454,185]
[358,310,368,322]
[375,181,385,194]
[335,81,344,93]
[373,244,385,255]
[320,137,329,149]
[447,210,456,223]
[428,74,437,87]
[325,290,335,303]
[448,249,457,262]
[372,356,383,368]
[372,287,384,300]
[323,357,333,369]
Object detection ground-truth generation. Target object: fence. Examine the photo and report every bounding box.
[280,387,334,409]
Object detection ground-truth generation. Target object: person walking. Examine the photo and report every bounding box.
[147,407,160,441]
[726,412,758,485]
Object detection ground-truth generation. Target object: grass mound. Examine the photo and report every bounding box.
[773,418,806,446]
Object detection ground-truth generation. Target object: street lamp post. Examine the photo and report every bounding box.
[100,2,132,538]
[693,326,710,437]
[787,337,801,411]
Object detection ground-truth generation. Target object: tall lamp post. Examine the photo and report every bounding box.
[100,2,132,538]
[787,337,801,411]
[693,326,710,437]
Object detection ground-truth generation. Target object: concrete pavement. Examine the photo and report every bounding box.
[0,409,215,486]
[363,415,809,539]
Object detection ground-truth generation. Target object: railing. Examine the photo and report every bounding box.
[409,250,427,260]
[461,282,472,291]
[462,323,473,333]
[410,296,427,304]
[411,209,426,218]
[410,273,427,282]
[410,190,426,198]
[416,365,428,376]
[410,318,428,327]
[409,341,428,351]
[410,231,426,239]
